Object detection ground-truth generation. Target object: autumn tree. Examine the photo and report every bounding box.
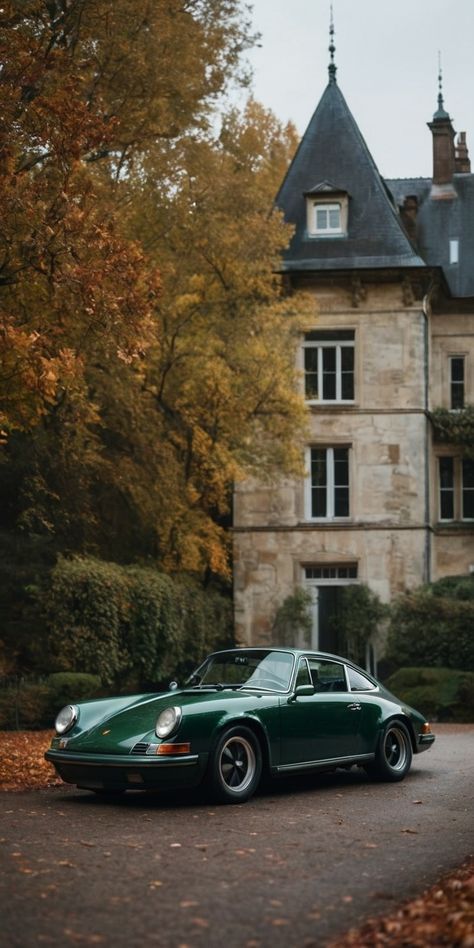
[0,2,309,675]
[0,0,252,435]
[114,101,307,574]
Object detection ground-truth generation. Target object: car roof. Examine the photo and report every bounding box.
[209,646,375,675]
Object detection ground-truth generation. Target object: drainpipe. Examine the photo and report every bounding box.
[422,291,432,584]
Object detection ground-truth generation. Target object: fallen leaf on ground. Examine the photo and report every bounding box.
[0,731,61,791]
[327,859,474,947]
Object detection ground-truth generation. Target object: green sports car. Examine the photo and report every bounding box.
[45,648,435,804]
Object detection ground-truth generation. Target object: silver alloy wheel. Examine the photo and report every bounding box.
[218,735,256,794]
[383,724,410,772]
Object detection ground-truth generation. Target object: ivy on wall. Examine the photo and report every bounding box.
[430,406,474,458]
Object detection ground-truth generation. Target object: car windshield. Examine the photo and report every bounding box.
[187,650,294,693]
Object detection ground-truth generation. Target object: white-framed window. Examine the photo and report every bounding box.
[314,203,341,234]
[450,356,465,409]
[304,564,358,581]
[438,456,474,521]
[303,330,355,402]
[305,446,350,520]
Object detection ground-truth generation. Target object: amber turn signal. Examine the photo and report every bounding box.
[157,742,191,755]
[421,722,432,734]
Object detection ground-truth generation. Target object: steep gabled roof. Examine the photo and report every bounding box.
[276,81,425,272]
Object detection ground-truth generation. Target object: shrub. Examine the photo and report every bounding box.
[386,584,474,671]
[384,667,474,722]
[0,672,102,729]
[46,673,102,714]
[335,584,386,666]
[429,574,474,601]
[43,556,133,685]
[0,682,51,730]
[272,588,312,647]
[41,556,232,689]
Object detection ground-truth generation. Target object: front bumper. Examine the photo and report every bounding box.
[45,749,206,792]
[416,733,435,752]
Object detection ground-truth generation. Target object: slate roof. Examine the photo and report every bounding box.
[385,176,474,298]
[276,80,425,272]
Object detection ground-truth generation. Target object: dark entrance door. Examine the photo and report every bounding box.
[317,586,343,653]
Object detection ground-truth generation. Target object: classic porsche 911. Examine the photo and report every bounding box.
[45,648,435,803]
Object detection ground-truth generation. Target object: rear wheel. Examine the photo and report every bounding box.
[208,726,262,803]
[367,721,413,782]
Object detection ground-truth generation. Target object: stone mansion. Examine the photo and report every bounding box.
[233,48,474,669]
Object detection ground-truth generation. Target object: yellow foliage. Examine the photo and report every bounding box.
[0,2,312,580]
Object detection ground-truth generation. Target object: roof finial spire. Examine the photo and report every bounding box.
[437,51,444,111]
[433,51,450,120]
[328,4,337,84]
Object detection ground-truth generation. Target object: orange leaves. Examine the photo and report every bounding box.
[0,5,160,440]
[0,1,302,581]
[0,731,61,791]
[328,860,474,948]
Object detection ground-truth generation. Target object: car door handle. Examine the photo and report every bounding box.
[347,703,362,711]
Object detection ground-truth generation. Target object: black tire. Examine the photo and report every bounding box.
[367,720,413,782]
[208,726,262,804]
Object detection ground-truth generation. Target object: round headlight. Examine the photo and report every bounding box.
[55,704,78,735]
[155,706,182,739]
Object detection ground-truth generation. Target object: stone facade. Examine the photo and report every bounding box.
[233,64,474,665]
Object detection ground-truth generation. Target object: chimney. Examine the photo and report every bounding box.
[455,132,471,173]
[428,110,456,185]
[400,195,419,244]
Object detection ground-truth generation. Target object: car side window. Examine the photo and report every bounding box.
[347,668,377,691]
[295,658,312,688]
[307,659,347,693]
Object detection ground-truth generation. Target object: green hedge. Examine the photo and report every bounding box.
[385,667,474,722]
[42,556,233,688]
[0,672,102,730]
[386,578,474,671]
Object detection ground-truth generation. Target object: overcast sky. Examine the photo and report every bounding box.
[245,0,474,179]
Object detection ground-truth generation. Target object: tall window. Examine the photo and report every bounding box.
[439,457,454,520]
[450,357,465,409]
[306,447,350,520]
[438,456,474,521]
[303,331,355,402]
[463,459,474,520]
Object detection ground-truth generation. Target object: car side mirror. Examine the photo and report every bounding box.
[289,683,315,702]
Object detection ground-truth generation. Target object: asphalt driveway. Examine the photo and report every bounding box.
[0,724,473,947]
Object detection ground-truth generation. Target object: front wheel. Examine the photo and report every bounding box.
[208,726,262,803]
[366,721,413,782]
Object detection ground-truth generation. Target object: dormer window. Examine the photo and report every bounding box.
[305,182,349,239]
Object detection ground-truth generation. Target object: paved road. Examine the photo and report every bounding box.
[1,725,473,947]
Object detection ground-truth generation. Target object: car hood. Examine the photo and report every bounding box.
[63,687,274,754]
